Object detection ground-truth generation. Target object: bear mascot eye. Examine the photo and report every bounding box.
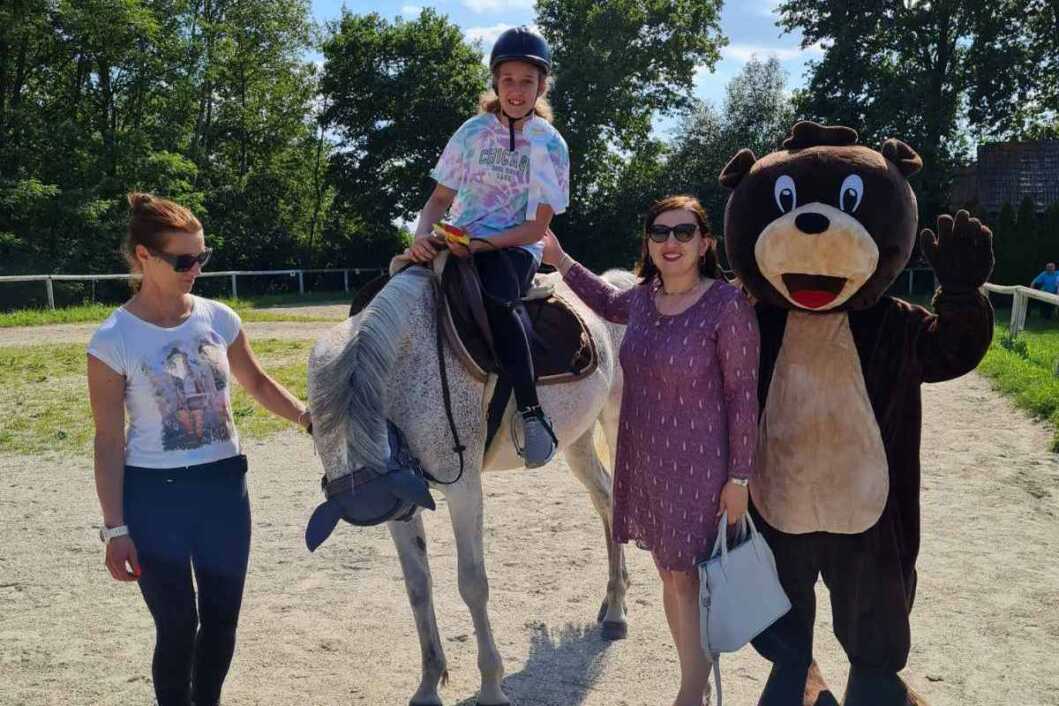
[774,175,797,213]
[840,174,864,213]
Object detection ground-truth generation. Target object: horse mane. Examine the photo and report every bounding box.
[601,268,638,290]
[310,267,432,470]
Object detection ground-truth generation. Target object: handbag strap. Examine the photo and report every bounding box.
[709,512,752,561]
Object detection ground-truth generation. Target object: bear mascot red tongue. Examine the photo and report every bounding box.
[720,121,994,706]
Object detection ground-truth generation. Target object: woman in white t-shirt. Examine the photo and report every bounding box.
[87,193,312,706]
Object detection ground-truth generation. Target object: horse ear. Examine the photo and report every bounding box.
[881,138,922,177]
[719,149,757,190]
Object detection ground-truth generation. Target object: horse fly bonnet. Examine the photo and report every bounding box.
[305,420,436,551]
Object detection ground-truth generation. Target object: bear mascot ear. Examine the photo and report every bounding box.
[881,138,923,177]
[719,149,758,190]
[782,121,858,149]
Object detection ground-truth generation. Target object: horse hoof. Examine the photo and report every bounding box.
[409,697,443,706]
[596,599,608,623]
[601,620,627,641]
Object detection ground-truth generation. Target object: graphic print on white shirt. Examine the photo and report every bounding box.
[143,338,235,451]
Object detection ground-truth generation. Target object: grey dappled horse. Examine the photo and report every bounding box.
[308,265,635,706]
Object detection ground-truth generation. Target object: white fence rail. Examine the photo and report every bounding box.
[0,268,384,309]
[7,267,1054,335]
[983,283,1059,336]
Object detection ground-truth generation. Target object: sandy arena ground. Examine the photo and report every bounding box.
[2,367,1058,705]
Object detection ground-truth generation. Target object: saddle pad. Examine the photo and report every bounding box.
[439,256,597,384]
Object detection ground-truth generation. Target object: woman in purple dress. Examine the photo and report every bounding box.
[542,195,760,706]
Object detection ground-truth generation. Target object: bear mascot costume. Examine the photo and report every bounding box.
[718,121,995,706]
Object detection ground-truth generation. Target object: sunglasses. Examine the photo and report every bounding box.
[646,223,699,243]
[151,247,213,272]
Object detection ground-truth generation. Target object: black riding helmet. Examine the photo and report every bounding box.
[489,26,551,151]
[489,26,551,73]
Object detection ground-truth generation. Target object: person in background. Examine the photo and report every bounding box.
[1030,262,1058,320]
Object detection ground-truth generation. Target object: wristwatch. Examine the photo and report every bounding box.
[729,477,749,487]
[99,525,129,545]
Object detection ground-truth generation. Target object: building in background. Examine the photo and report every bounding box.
[952,141,1059,214]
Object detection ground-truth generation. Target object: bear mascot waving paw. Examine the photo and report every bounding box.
[719,121,995,706]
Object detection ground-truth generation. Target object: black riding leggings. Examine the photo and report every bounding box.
[475,247,540,411]
[123,456,251,706]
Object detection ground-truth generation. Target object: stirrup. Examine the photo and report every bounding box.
[510,405,558,459]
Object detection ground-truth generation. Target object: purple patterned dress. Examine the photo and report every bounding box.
[564,264,760,570]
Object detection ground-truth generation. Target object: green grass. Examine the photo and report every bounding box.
[0,302,118,327]
[0,291,350,328]
[977,317,1059,451]
[0,339,313,456]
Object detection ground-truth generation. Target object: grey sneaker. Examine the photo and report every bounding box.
[514,407,558,468]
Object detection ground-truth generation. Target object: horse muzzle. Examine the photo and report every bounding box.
[305,422,436,551]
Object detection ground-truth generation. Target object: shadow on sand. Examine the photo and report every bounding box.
[453,620,614,706]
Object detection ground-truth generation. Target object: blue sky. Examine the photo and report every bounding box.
[310,0,822,136]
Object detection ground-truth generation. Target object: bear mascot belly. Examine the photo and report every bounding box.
[719,121,995,706]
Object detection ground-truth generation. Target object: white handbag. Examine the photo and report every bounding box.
[698,511,791,706]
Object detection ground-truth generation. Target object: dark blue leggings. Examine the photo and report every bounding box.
[475,247,540,410]
[123,456,251,706]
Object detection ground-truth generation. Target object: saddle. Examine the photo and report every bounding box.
[350,251,598,385]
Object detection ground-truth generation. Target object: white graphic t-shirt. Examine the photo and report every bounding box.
[88,296,242,468]
[430,112,570,263]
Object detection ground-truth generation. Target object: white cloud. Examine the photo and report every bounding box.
[462,0,534,12]
[465,22,541,45]
[464,23,512,50]
[719,41,825,63]
[400,5,423,17]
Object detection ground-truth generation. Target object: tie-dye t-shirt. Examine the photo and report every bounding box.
[430,112,570,263]
[88,296,242,468]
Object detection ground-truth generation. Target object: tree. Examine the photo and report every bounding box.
[189,0,321,271]
[776,0,1047,222]
[991,202,1024,286]
[319,8,487,257]
[0,0,325,289]
[535,0,727,262]
[967,0,1058,139]
[666,57,796,258]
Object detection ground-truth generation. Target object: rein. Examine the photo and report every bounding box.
[427,277,468,486]
[422,235,528,487]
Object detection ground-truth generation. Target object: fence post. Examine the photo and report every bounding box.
[343,270,349,292]
[1012,291,1027,336]
[298,271,304,294]
[46,277,55,309]
[230,274,238,299]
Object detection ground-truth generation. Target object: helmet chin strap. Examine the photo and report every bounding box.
[500,106,534,151]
